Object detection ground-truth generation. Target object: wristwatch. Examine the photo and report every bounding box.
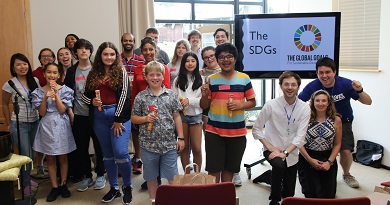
[282,150,289,157]
[327,159,334,166]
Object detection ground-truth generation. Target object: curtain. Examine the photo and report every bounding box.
[118,0,155,47]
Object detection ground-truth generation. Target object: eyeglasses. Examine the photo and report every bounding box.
[203,54,215,61]
[41,55,53,59]
[217,54,234,60]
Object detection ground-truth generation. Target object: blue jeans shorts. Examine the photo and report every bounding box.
[180,113,202,125]
[141,148,178,181]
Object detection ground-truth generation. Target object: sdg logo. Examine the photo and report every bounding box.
[294,24,322,52]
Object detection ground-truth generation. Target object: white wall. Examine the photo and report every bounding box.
[30,0,120,68]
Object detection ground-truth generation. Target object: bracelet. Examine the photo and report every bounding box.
[357,88,364,93]
[178,138,185,141]
[327,159,334,166]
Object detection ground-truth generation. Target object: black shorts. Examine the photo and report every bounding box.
[341,121,355,151]
[205,132,246,173]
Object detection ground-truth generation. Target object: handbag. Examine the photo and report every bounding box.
[173,163,216,185]
[354,140,383,168]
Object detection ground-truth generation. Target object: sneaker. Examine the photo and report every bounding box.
[253,169,272,185]
[46,187,61,202]
[30,180,39,188]
[232,173,242,187]
[101,187,121,203]
[343,173,359,188]
[33,166,49,179]
[77,178,94,192]
[122,185,133,205]
[132,160,143,175]
[23,186,33,197]
[60,184,71,198]
[94,176,106,190]
[141,177,162,190]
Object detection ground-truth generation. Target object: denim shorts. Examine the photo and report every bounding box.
[180,112,202,125]
[141,148,178,181]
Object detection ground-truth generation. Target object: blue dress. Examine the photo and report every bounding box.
[31,85,76,155]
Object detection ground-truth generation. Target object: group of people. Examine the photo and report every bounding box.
[1,26,372,205]
[252,57,372,205]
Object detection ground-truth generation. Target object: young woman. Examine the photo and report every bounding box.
[65,34,79,65]
[172,52,203,171]
[33,48,56,87]
[82,42,132,204]
[31,63,76,202]
[200,46,221,131]
[57,47,73,84]
[298,90,342,198]
[167,39,190,86]
[1,53,39,196]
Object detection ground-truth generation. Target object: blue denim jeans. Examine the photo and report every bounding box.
[92,105,132,189]
[10,120,39,186]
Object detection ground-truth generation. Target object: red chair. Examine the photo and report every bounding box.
[154,182,238,205]
[381,181,390,187]
[281,196,370,205]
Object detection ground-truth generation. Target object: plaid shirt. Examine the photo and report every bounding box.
[132,86,182,154]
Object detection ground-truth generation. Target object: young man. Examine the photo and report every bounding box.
[200,43,256,184]
[214,28,229,46]
[252,71,310,205]
[134,28,170,65]
[64,39,106,192]
[121,33,145,175]
[298,57,372,188]
[188,29,204,69]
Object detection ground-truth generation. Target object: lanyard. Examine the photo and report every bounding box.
[284,101,297,125]
[316,117,328,139]
[16,78,32,111]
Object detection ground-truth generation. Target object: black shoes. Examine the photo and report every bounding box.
[102,186,121,203]
[253,169,272,185]
[122,185,133,205]
[46,184,71,202]
[46,187,61,202]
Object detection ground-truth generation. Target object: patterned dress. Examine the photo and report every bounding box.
[298,118,338,198]
[31,86,76,155]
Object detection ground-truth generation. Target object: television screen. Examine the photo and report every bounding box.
[235,12,340,79]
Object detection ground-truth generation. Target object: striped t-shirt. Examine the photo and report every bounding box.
[206,71,256,137]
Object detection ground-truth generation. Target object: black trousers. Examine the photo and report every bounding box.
[69,115,105,178]
[264,150,298,202]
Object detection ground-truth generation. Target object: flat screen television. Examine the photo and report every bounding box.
[235,12,340,79]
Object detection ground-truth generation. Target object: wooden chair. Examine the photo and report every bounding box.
[154,182,238,205]
[281,196,370,205]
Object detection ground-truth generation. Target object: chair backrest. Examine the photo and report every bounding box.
[281,196,371,205]
[155,182,236,205]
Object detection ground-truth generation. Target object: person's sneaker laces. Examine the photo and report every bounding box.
[343,173,359,188]
[60,184,71,198]
[102,186,121,203]
[94,175,106,190]
[46,187,61,202]
[232,173,242,187]
[132,160,143,175]
[122,185,133,205]
[77,178,94,192]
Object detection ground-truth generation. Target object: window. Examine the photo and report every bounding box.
[336,0,381,71]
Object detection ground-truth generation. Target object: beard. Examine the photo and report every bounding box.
[123,45,134,52]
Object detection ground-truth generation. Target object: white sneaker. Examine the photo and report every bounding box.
[77,178,94,192]
[232,173,242,187]
[343,173,359,188]
[94,175,106,190]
